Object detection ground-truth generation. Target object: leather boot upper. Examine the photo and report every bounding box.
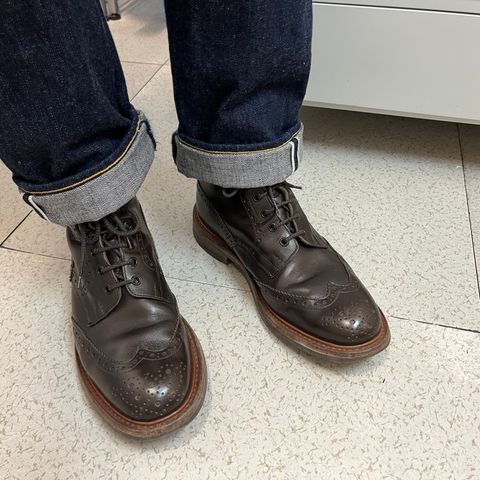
[68,198,191,421]
[196,182,382,345]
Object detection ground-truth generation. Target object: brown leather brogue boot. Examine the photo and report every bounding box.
[68,198,206,438]
[193,182,390,361]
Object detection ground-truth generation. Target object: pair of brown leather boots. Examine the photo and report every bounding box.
[69,182,390,438]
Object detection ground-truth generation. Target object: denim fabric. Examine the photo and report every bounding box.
[24,112,156,226]
[164,0,312,150]
[173,124,303,188]
[0,0,312,224]
[0,0,136,193]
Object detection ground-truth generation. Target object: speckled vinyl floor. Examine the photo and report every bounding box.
[1,1,479,479]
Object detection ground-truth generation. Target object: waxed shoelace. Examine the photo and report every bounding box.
[75,213,140,291]
[222,182,306,246]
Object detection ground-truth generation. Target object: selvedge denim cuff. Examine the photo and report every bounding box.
[21,111,155,226]
[173,124,303,188]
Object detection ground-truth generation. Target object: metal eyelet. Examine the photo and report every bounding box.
[131,276,141,286]
[253,193,261,202]
[268,224,277,232]
[279,237,289,247]
[129,257,137,267]
[105,286,111,293]
[261,210,268,218]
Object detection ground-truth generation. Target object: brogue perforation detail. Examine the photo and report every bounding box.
[110,361,188,417]
[257,276,360,311]
[73,323,183,373]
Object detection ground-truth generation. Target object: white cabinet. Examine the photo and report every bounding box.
[319,0,480,14]
[305,2,480,124]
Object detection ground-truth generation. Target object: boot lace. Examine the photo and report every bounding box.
[75,212,140,292]
[222,182,305,246]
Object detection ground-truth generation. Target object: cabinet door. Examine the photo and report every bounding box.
[305,3,480,124]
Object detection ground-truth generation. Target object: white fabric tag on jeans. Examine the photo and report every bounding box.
[289,138,299,174]
[26,195,51,222]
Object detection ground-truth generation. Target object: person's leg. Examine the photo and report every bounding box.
[164,0,310,187]
[164,0,390,358]
[0,0,154,225]
[0,0,206,437]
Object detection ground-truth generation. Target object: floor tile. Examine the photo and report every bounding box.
[291,108,480,330]
[3,213,68,260]
[458,124,480,291]
[0,248,479,480]
[109,0,169,64]
[122,61,160,99]
[0,163,31,244]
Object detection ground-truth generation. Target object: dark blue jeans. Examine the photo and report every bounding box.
[0,0,312,225]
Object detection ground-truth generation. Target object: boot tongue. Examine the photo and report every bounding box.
[272,185,327,249]
[272,185,293,225]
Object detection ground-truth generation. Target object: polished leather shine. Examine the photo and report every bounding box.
[196,182,383,346]
[68,198,193,422]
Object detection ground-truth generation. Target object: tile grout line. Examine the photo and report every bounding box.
[0,210,32,247]
[0,245,70,262]
[390,313,480,335]
[0,244,248,292]
[456,123,480,300]
[1,241,479,333]
[164,274,248,292]
[130,58,170,102]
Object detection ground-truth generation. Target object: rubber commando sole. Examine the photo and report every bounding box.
[193,206,390,361]
[76,321,207,439]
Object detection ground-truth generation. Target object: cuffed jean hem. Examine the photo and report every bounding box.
[21,111,155,226]
[173,124,303,188]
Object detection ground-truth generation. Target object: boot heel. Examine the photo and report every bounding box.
[193,207,231,265]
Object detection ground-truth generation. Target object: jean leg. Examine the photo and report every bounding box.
[164,0,312,188]
[0,0,155,225]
